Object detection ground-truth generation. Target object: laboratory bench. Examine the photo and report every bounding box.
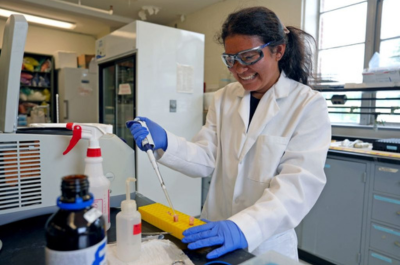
[0,193,254,265]
[297,147,400,265]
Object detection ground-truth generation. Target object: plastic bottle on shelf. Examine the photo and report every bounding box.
[63,123,111,230]
[45,175,106,265]
[116,177,141,262]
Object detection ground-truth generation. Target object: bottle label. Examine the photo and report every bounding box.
[84,208,102,224]
[46,237,107,265]
[92,189,110,226]
[93,198,103,213]
[133,223,141,235]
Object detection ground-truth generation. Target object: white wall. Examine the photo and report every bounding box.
[0,0,302,86]
[169,0,303,92]
[0,20,96,56]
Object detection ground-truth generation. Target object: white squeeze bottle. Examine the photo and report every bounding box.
[63,123,111,230]
[116,178,141,262]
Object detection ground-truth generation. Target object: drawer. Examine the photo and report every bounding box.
[370,223,400,259]
[372,195,400,226]
[369,251,400,265]
[374,165,400,195]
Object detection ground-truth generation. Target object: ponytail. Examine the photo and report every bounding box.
[279,26,315,85]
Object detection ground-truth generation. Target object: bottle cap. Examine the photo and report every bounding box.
[121,200,137,212]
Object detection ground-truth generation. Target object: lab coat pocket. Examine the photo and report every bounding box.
[248,135,289,183]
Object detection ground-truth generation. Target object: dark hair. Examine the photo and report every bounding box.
[217,6,315,86]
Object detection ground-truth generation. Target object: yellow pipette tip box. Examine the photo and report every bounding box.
[139,203,205,239]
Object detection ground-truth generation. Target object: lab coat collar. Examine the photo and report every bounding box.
[236,71,292,161]
[273,71,292,99]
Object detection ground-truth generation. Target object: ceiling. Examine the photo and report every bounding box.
[0,0,224,37]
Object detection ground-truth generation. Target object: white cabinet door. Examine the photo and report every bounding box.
[299,157,367,265]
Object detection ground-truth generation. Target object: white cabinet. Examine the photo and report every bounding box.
[368,163,400,264]
[298,157,367,265]
[297,155,400,265]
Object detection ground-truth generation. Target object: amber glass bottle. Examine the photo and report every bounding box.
[45,175,106,265]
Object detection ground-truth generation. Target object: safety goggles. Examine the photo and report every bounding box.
[221,42,273,68]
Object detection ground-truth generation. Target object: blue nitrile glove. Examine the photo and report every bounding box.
[182,219,248,259]
[126,117,168,151]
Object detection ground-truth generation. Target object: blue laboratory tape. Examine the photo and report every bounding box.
[374,195,400,205]
[204,262,232,265]
[371,252,392,263]
[373,224,400,237]
[324,164,331,168]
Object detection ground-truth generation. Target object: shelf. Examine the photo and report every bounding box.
[20,85,51,89]
[18,52,55,122]
[328,111,400,115]
[315,85,400,92]
[19,100,50,104]
[21,70,51,74]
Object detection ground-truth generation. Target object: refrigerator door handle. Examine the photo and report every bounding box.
[63,100,69,120]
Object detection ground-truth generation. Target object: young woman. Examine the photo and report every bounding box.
[127,6,331,260]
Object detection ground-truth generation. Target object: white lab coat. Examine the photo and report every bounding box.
[156,72,331,259]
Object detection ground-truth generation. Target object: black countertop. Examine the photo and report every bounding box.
[0,193,254,265]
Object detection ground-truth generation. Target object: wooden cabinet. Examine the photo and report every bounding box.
[18,52,55,124]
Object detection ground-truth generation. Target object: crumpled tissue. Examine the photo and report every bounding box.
[107,239,194,265]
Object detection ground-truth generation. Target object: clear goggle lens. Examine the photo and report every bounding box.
[221,42,273,68]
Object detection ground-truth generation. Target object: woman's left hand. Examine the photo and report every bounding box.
[182,219,248,259]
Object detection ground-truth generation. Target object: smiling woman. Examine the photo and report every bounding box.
[216,6,316,98]
[126,6,331,262]
[223,35,282,99]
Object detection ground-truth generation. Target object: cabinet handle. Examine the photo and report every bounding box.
[395,241,400,248]
[378,167,398,173]
[63,100,69,120]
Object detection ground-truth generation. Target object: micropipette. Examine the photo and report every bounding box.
[132,119,177,217]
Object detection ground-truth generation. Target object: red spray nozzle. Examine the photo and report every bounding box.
[63,123,82,155]
[63,123,107,156]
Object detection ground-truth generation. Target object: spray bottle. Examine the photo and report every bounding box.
[116,178,141,262]
[63,123,111,230]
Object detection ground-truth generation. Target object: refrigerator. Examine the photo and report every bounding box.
[96,21,205,216]
[58,68,98,123]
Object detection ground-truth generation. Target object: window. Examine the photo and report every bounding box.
[316,0,400,127]
[379,0,400,64]
[375,91,400,124]
[323,92,362,124]
[318,1,367,83]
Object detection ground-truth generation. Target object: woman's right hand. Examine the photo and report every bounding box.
[126,117,168,151]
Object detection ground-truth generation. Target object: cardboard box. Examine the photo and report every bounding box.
[54,51,77,69]
[78,54,95,69]
[362,68,400,83]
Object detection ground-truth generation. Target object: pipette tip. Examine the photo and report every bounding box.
[173,214,179,222]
